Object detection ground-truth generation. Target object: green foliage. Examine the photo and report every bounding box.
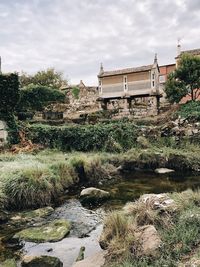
[27,122,137,152]
[177,101,200,121]
[3,167,58,209]
[165,54,200,103]
[19,68,68,90]
[72,86,80,99]
[0,74,20,143]
[17,85,65,112]
[165,72,187,103]
[0,74,19,113]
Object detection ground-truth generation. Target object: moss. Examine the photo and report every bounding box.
[0,259,17,267]
[14,219,71,242]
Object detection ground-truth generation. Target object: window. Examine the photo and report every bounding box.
[99,80,102,94]
[159,75,165,83]
[123,75,128,91]
[152,72,155,88]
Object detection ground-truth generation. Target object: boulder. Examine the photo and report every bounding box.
[155,168,174,174]
[0,259,17,267]
[11,207,54,224]
[139,193,176,211]
[21,255,63,267]
[80,187,110,204]
[134,225,161,256]
[72,252,105,267]
[14,219,71,243]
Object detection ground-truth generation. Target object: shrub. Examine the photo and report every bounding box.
[27,122,138,152]
[177,101,200,121]
[50,161,79,188]
[3,167,61,209]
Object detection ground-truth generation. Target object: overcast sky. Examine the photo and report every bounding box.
[0,0,199,85]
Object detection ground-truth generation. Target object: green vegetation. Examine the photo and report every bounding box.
[19,68,68,90]
[72,86,80,99]
[27,122,138,151]
[0,73,20,144]
[16,85,65,113]
[103,190,200,267]
[177,101,200,121]
[0,144,200,211]
[165,54,200,103]
[14,219,71,242]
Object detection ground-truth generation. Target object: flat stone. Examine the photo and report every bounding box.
[14,219,71,243]
[0,259,17,267]
[72,252,105,267]
[21,255,63,267]
[80,187,110,204]
[155,168,175,174]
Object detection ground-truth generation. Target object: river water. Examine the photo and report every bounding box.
[1,171,200,266]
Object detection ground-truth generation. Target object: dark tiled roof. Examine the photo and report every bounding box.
[98,64,153,77]
[177,48,200,58]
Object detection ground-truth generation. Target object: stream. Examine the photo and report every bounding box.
[1,171,200,266]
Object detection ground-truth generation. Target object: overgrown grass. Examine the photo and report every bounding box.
[103,190,200,267]
[177,101,200,121]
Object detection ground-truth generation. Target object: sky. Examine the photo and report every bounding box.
[0,0,200,85]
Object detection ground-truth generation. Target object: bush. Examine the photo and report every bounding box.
[3,167,62,209]
[27,122,138,152]
[177,101,200,121]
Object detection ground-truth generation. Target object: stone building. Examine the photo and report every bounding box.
[97,55,161,114]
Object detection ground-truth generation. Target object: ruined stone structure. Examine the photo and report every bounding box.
[97,55,161,116]
[0,120,8,147]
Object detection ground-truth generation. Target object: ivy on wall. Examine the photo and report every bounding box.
[0,74,20,144]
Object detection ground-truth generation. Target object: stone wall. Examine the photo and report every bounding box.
[0,120,8,147]
[64,85,99,117]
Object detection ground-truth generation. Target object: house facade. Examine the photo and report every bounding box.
[97,55,160,111]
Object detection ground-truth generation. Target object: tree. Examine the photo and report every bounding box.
[19,68,68,90]
[16,85,65,112]
[165,54,200,103]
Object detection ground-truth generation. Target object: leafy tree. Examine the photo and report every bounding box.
[17,85,65,112]
[19,68,68,90]
[165,54,200,103]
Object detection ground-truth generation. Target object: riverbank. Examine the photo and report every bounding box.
[100,190,200,267]
[0,144,200,211]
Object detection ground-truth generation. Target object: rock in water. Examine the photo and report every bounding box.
[80,187,110,204]
[76,246,85,261]
[155,168,174,174]
[13,219,71,242]
[21,255,63,267]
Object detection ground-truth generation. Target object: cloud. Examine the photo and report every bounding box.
[0,0,199,85]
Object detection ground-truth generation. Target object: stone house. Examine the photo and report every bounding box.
[97,55,161,114]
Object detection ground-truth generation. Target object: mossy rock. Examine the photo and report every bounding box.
[21,255,63,267]
[0,259,17,267]
[14,219,71,243]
